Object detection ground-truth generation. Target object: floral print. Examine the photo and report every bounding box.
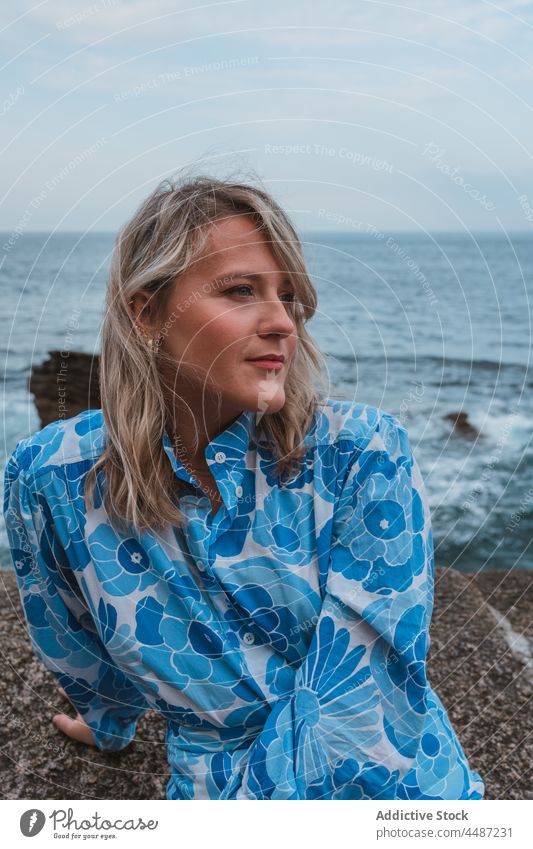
[3,399,484,800]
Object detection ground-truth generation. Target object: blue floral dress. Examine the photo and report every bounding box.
[3,399,484,800]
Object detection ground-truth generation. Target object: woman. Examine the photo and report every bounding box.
[4,173,484,800]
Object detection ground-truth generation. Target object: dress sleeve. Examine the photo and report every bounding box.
[236,411,483,799]
[3,447,150,752]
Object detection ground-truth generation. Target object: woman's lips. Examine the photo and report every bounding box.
[246,360,284,370]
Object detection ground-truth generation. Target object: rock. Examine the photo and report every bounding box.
[472,570,533,638]
[29,350,101,428]
[443,411,480,439]
[429,566,533,800]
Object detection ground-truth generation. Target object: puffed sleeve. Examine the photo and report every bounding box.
[3,446,150,752]
[235,411,484,800]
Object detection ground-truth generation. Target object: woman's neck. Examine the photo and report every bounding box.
[167,404,243,469]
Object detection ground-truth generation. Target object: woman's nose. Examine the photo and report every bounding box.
[257,297,296,337]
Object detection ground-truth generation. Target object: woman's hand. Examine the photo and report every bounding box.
[52,686,97,747]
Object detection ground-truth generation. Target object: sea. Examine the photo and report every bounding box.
[1,231,532,572]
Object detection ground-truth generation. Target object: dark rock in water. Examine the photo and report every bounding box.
[444,411,480,438]
[29,350,101,428]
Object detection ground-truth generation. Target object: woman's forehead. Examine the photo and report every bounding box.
[202,216,270,255]
[189,224,281,279]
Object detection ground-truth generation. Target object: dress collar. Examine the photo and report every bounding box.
[162,408,259,489]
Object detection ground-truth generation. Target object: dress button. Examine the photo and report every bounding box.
[215,451,226,463]
[196,560,205,571]
[235,485,243,498]
[243,631,255,645]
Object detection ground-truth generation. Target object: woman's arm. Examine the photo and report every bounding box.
[3,447,150,753]
[233,411,482,799]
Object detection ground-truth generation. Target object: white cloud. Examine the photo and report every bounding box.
[2,0,533,232]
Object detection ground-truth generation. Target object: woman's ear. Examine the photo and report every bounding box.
[129,291,155,333]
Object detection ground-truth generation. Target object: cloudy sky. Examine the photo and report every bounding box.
[2,0,533,233]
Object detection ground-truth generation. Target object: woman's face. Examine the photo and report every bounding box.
[149,215,299,422]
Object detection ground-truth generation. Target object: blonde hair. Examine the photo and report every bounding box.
[85,167,328,534]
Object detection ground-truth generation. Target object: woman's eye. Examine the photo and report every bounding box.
[227,285,253,296]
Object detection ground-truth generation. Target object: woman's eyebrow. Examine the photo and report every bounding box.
[206,271,293,288]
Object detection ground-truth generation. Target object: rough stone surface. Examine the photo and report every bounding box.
[1,566,531,800]
[28,350,101,428]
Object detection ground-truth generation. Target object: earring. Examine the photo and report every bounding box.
[147,335,161,354]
